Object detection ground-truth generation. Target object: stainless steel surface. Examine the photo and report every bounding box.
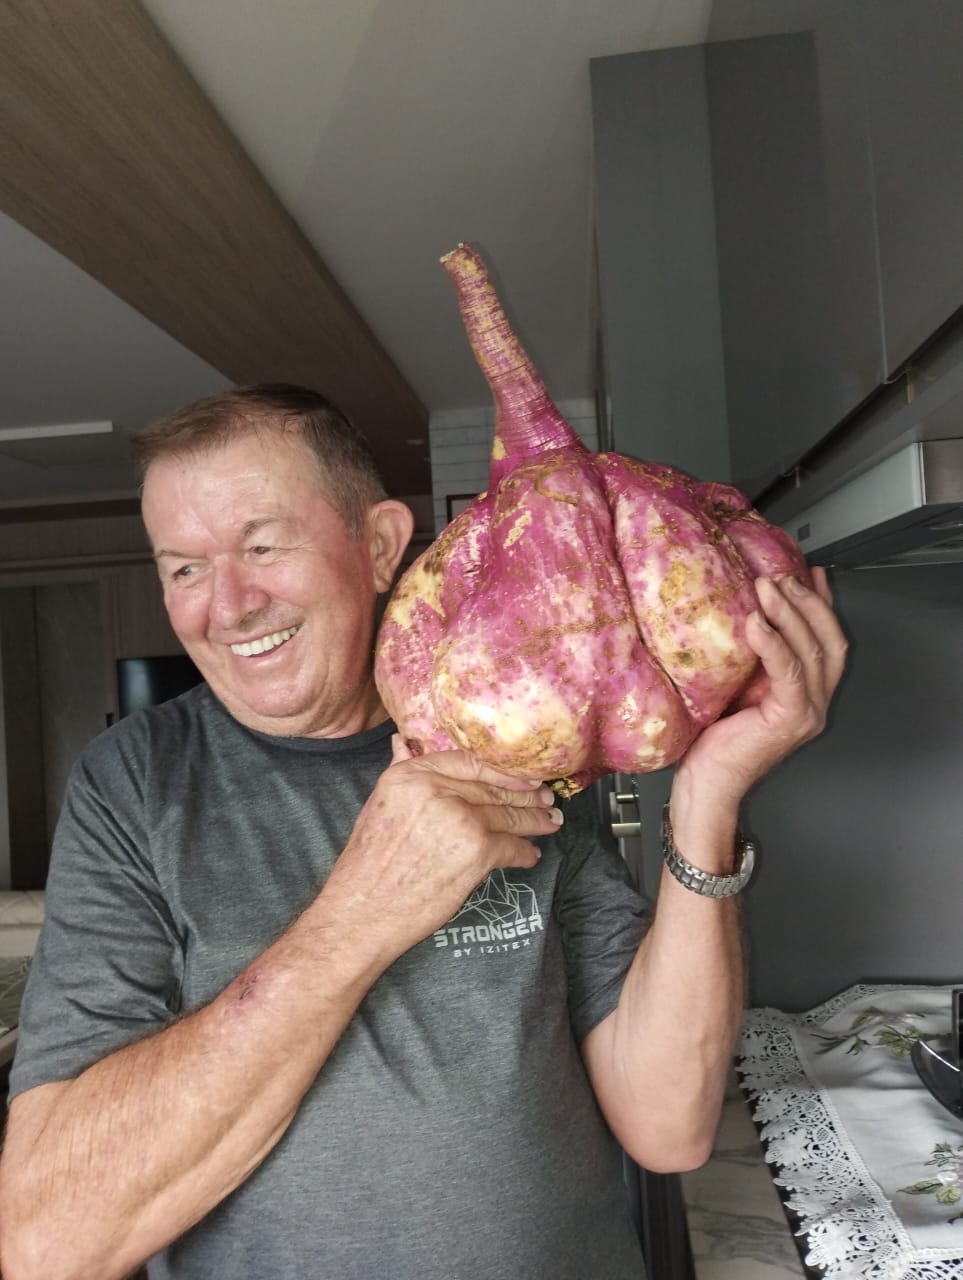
[661,803,756,898]
[762,354,963,529]
[609,787,642,839]
[784,436,963,567]
[925,438,963,504]
[911,1037,963,1121]
[598,773,647,897]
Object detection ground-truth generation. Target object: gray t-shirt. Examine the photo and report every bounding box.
[13,685,650,1279]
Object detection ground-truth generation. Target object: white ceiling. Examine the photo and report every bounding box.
[0,0,716,506]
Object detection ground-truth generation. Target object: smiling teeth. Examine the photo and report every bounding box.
[231,626,299,657]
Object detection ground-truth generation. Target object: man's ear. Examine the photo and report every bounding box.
[367,500,416,593]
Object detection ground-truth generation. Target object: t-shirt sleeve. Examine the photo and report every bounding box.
[552,789,652,1043]
[9,730,183,1099]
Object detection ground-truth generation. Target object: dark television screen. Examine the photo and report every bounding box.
[116,655,205,718]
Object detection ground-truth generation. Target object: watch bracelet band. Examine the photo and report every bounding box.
[661,803,756,898]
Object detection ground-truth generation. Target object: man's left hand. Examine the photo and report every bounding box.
[673,567,848,810]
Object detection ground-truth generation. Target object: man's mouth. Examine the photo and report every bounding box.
[230,625,300,658]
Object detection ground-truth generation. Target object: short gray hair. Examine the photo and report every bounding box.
[132,384,388,537]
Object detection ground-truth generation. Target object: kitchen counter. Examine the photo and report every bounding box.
[680,1073,805,1279]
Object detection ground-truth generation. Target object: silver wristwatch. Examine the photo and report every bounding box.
[661,804,756,898]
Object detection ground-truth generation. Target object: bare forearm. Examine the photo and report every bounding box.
[0,903,389,1280]
[590,570,846,1171]
[587,799,746,1171]
[613,874,744,1164]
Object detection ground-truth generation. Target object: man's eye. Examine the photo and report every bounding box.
[171,564,197,581]
[249,545,275,558]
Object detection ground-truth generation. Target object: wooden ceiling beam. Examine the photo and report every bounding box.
[0,0,430,494]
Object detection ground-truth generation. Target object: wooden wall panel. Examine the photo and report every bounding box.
[107,564,181,662]
[0,512,151,571]
[35,581,107,849]
[0,0,429,495]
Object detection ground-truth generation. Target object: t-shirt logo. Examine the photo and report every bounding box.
[432,870,544,959]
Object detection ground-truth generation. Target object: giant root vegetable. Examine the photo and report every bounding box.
[374,243,811,794]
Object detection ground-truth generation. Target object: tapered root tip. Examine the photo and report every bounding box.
[440,243,486,280]
[439,242,468,266]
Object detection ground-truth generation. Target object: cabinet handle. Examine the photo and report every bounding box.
[609,786,641,838]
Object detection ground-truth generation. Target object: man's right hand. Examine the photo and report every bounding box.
[0,739,561,1280]
[318,737,561,965]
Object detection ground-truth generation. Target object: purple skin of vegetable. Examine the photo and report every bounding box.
[374,243,811,794]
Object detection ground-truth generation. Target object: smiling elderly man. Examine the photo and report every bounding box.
[0,384,846,1280]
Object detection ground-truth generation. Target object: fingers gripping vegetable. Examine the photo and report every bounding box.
[374,243,811,795]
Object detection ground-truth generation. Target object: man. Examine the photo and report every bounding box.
[0,385,846,1279]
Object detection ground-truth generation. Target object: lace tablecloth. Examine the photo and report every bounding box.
[0,954,30,1034]
[739,984,963,1280]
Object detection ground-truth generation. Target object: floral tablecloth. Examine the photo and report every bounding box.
[739,983,963,1280]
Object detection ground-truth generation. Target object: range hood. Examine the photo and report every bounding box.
[782,438,963,568]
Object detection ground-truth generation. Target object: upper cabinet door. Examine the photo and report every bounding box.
[706,23,883,500]
[591,2,963,504]
[591,46,733,484]
[861,0,963,375]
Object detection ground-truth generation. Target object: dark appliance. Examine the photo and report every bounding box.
[115,654,204,719]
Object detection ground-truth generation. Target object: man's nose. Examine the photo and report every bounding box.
[208,559,271,630]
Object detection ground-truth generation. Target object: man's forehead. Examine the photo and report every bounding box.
[141,448,348,555]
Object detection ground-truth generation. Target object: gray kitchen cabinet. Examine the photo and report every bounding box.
[591,46,732,484]
[705,26,882,500]
[592,2,963,504]
[802,2,887,432]
[592,20,882,499]
[860,0,963,376]
[715,0,963,495]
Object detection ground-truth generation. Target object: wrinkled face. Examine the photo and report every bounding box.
[141,429,405,738]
